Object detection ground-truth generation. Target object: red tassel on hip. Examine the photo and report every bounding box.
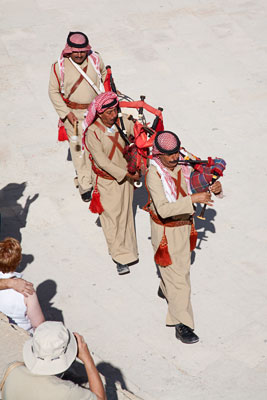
[190,223,198,252]
[89,177,104,214]
[154,227,172,267]
[58,120,68,142]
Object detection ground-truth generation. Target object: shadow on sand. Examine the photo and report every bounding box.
[191,204,217,265]
[97,362,133,400]
[0,182,38,272]
[63,361,132,400]
[36,279,64,323]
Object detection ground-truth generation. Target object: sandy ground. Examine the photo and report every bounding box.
[0,1,266,399]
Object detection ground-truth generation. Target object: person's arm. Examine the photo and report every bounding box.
[98,54,107,83]
[0,278,34,297]
[48,63,70,120]
[24,292,45,329]
[74,333,106,400]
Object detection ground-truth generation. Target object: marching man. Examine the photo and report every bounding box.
[83,92,139,275]
[49,31,107,201]
[146,131,222,343]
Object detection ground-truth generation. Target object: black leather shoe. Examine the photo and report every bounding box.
[81,190,92,202]
[116,263,130,275]
[175,324,199,344]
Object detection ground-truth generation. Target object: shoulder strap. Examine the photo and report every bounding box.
[69,58,102,95]
[67,64,88,100]
[0,361,24,391]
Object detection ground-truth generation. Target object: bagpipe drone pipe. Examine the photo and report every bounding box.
[104,66,164,187]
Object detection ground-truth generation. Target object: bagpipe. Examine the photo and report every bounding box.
[104,67,227,216]
[178,151,226,219]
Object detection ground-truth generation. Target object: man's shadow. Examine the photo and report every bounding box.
[97,362,132,400]
[36,279,64,323]
[63,361,131,400]
[0,182,38,272]
[191,204,217,265]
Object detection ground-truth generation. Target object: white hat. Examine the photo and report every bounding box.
[23,321,77,375]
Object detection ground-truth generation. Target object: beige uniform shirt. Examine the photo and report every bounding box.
[3,365,97,400]
[48,54,107,120]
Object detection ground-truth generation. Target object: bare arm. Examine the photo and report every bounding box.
[24,292,45,329]
[74,333,106,400]
[0,278,34,297]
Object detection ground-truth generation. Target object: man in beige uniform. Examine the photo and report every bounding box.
[83,92,139,275]
[2,321,106,400]
[146,131,222,343]
[49,31,107,201]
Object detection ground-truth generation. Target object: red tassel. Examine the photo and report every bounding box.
[190,223,198,252]
[89,178,104,214]
[154,229,172,267]
[58,126,68,141]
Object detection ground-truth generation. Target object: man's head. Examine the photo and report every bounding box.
[0,237,22,273]
[98,104,118,128]
[63,31,91,64]
[83,92,119,131]
[23,321,77,376]
[153,131,181,170]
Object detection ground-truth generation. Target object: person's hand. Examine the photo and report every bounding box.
[126,172,140,181]
[210,181,222,195]
[191,192,214,206]
[67,112,78,126]
[74,332,91,363]
[26,194,39,205]
[11,278,34,297]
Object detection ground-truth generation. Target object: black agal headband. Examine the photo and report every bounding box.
[154,131,181,155]
[67,31,89,48]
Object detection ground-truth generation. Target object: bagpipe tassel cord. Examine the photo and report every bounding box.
[190,223,198,252]
[89,176,104,214]
[154,226,172,267]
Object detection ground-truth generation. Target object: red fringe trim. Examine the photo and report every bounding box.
[154,229,172,267]
[190,223,198,252]
[89,177,104,214]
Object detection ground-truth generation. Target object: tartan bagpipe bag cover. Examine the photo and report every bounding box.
[190,158,226,194]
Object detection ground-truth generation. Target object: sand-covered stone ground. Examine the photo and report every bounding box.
[0,1,266,399]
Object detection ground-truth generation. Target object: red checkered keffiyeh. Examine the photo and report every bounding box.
[151,131,181,203]
[82,91,118,132]
[57,32,100,95]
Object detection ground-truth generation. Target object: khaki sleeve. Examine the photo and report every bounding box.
[98,53,107,82]
[147,166,194,219]
[85,129,127,182]
[48,63,69,120]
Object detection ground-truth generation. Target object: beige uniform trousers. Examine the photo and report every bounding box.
[147,164,195,329]
[151,221,194,329]
[85,116,138,265]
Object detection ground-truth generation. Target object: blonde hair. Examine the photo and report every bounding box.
[0,237,22,273]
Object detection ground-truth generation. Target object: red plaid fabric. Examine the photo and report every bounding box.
[190,158,226,193]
